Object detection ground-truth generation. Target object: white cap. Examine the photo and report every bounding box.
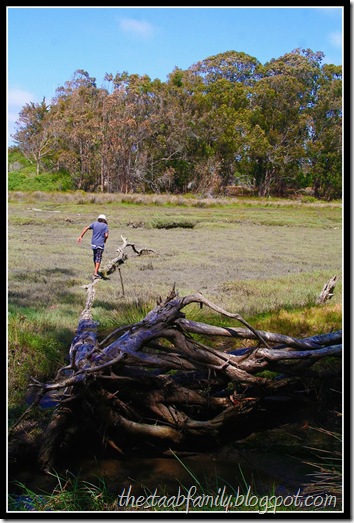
[98,214,107,221]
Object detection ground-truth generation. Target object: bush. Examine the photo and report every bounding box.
[8,171,74,191]
[8,149,74,191]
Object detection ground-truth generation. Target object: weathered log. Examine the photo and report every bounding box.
[31,289,341,469]
[13,238,341,471]
[99,235,156,280]
[317,275,338,304]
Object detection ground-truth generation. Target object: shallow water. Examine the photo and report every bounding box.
[9,417,340,510]
[64,445,311,498]
[8,388,343,514]
[10,450,310,514]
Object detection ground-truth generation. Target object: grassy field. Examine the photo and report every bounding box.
[7,191,343,413]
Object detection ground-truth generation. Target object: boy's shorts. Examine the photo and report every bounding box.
[93,247,104,264]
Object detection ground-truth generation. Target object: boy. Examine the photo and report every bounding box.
[77,214,109,279]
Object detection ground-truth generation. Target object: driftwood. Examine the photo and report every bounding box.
[317,275,338,304]
[99,235,156,279]
[14,239,342,471]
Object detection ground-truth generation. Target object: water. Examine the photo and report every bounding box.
[9,420,335,501]
[8,396,342,512]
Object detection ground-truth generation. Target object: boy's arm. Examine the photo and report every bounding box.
[77,225,90,243]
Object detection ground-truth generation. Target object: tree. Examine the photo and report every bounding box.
[12,98,55,175]
[169,76,249,193]
[188,50,262,86]
[248,75,307,196]
[50,70,107,191]
[9,49,342,200]
[305,64,342,200]
[101,73,157,193]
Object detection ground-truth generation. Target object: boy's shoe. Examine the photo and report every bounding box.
[93,273,101,279]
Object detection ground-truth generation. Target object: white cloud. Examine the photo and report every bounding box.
[328,31,342,49]
[7,87,36,108]
[119,17,154,38]
[8,109,21,125]
[316,7,343,17]
[7,87,37,145]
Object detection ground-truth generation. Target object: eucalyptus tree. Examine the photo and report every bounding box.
[102,68,200,194]
[146,67,213,194]
[16,277,341,471]
[247,49,329,196]
[10,49,341,200]
[304,63,342,200]
[183,77,251,192]
[50,69,107,191]
[101,72,162,193]
[11,98,55,176]
[170,52,262,193]
[188,50,262,86]
[248,74,308,196]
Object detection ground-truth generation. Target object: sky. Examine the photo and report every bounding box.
[7,6,345,146]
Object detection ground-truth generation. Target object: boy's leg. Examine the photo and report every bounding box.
[93,248,103,278]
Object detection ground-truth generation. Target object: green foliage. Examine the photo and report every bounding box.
[150,217,197,229]
[8,147,32,167]
[8,170,74,191]
[8,47,342,199]
[8,472,117,511]
[8,149,74,191]
[301,195,317,203]
[8,306,70,412]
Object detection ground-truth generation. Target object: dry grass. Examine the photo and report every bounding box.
[8,195,342,309]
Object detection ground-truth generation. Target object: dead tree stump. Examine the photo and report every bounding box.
[317,275,338,304]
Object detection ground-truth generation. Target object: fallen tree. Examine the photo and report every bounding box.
[9,239,342,472]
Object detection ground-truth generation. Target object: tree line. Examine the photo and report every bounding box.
[11,48,342,200]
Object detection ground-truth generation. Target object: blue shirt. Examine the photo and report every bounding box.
[89,221,109,249]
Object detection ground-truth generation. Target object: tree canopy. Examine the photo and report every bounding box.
[11,49,342,200]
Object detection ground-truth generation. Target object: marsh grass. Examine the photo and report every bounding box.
[7,192,342,416]
[8,472,117,512]
[301,428,342,499]
[7,464,280,513]
[9,453,340,513]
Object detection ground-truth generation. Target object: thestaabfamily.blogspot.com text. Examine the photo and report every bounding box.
[115,485,338,513]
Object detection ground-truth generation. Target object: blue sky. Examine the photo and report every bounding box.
[7,6,344,146]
